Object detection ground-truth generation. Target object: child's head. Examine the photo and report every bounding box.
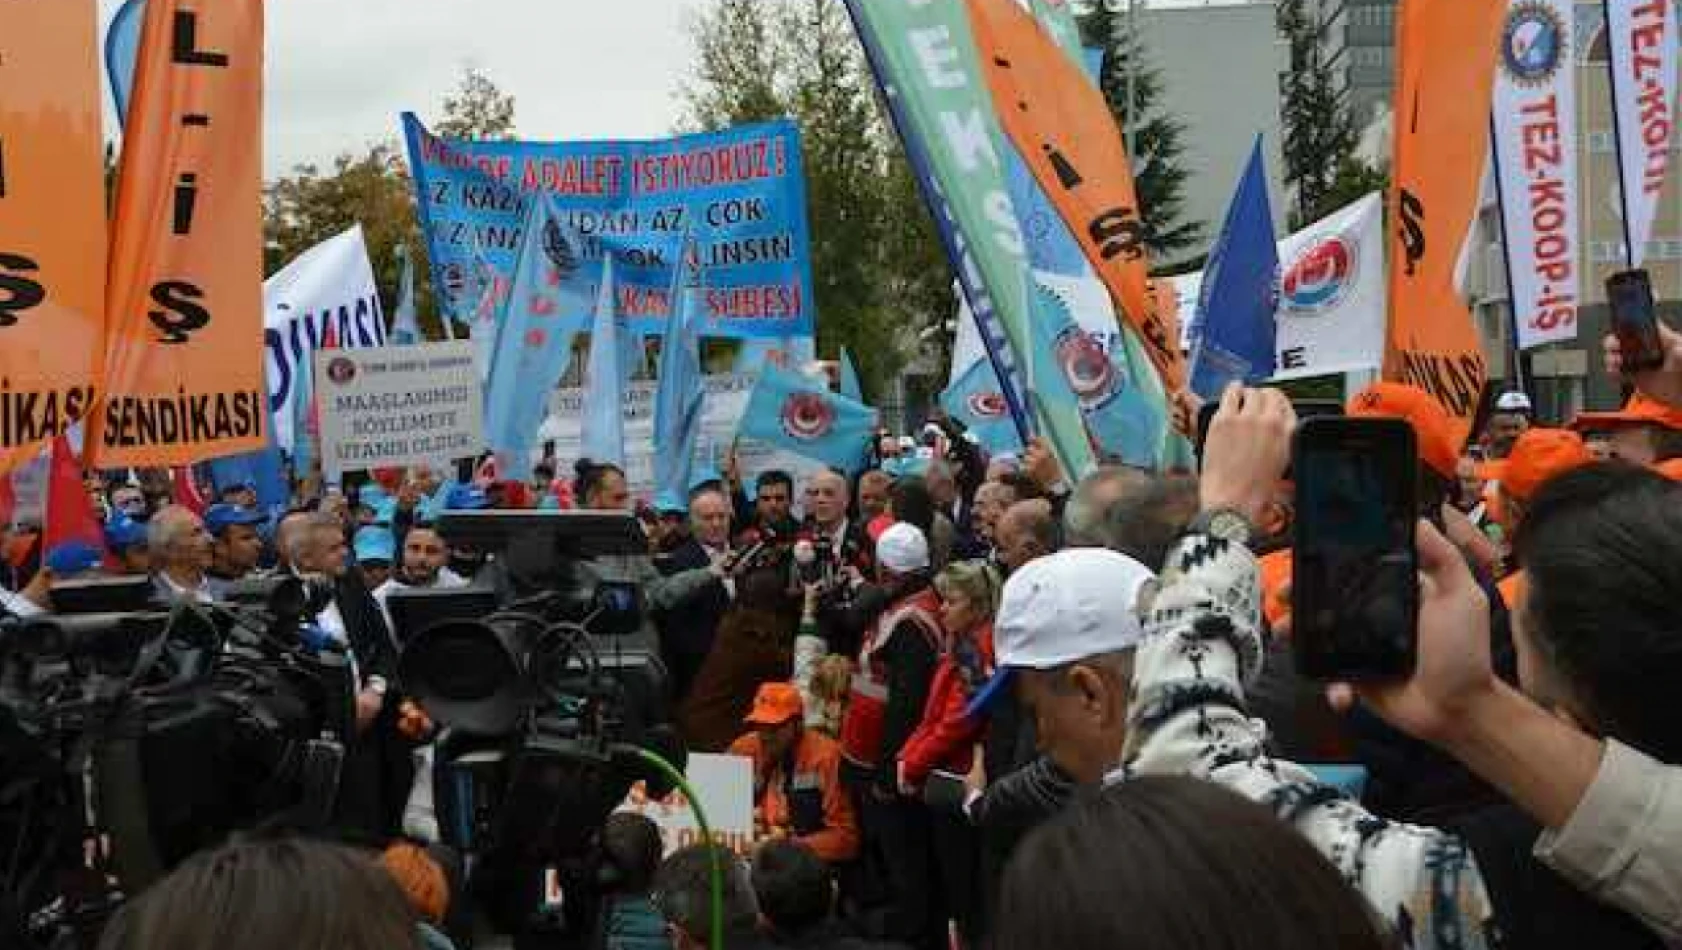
[811,655,853,706]
[602,812,666,894]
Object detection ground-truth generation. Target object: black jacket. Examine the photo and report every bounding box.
[655,539,733,704]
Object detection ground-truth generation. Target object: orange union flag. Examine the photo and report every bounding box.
[964,0,1185,394]
[0,2,107,473]
[89,0,266,467]
[1383,0,1505,447]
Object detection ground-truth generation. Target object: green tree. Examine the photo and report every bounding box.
[263,144,444,339]
[435,67,517,140]
[681,0,954,397]
[1080,5,1203,266]
[1277,0,1372,226]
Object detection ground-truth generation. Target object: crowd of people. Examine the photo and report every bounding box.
[8,325,1682,950]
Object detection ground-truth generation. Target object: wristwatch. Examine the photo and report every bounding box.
[1187,508,1255,548]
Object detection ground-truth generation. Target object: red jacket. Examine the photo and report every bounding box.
[898,622,995,787]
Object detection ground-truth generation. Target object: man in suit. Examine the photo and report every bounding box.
[149,505,216,605]
[657,485,737,705]
[286,511,408,839]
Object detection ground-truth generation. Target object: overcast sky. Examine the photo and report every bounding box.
[98,0,704,178]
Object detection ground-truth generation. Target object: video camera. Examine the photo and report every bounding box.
[0,575,355,950]
[387,511,687,939]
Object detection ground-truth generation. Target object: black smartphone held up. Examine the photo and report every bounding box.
[1606,269,1666,373]
[1291,418,1420,682]
[1197,397,1344,472]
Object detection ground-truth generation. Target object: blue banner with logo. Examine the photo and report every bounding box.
[402,114,816,344]
[737,364,877,474]
[940,359,1023,458]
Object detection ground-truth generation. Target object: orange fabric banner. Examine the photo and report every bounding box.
[964,0,1185,394]
[88,0,267,467]
[0,2,107,474]
[1382,0,1505,447]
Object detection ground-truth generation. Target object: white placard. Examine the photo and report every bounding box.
[616,752,756,857]
[316,342,482,478]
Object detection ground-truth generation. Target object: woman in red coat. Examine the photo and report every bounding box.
[896,560,1000,947]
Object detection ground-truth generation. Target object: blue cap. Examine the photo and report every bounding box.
[654,490,688,515]
[370,498,397,526]
[104,516,148,551]
[359,484,391,508]
[353,526,396,564]
[46,540,104,576]
[445,484,489,511]
[204,503,265,536]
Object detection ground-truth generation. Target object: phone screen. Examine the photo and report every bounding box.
[1291,418,1419,681]
[1607,269,1665,372]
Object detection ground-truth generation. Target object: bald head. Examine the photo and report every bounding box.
[805,470,850,530]
[995,498,1056,574]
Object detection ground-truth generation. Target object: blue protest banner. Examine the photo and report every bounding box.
[580,257,626,467]
[485,194,595,466]
[652,239,707,512]
[1189,136,1279,400]
[402,114,816,347]
[737,365,876,474]
[940,360,1022,458]
[389,243,422,345]
[104,0,145,127]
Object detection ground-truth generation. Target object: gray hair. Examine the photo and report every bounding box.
[283,512,341,568]
[1062,466,1152,549]
[1067,473,1200,571]
[654,844,759,942]
[146,506,199,555]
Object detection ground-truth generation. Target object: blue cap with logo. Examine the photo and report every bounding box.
[204,503,265,537]
[353,526,396,564]
[445,484,490,511]
[46,540,104,576]
[104,516,148,552]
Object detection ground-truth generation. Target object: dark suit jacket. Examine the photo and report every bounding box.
[654,540,732,681]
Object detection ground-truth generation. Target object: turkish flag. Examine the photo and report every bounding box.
[44,435,106,557]
[172,466,208,517]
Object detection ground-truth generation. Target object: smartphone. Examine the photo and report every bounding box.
[1291,418,1419,681]
[1606,269,1666,373]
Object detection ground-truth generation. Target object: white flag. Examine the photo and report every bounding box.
[1606,0,1679,268]
[262,226,385,452]
[1492,0,1581,349]
[1165,193,1385,382]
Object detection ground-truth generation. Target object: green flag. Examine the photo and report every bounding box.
[844,0,1094,479]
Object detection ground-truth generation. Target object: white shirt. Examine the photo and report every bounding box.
[0,587,45,618]
[374,568,468,633]
[157,572,214,605]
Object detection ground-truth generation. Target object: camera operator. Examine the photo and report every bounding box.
[148,505,216,605]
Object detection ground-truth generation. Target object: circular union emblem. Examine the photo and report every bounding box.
[1501,2,1566,87]
[966,390,1008,419]
[780,392,835,442]
[1054,327,1114,402]
[325,357,357,386]
[1280,235,1357,317]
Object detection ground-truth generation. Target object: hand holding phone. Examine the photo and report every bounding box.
[1291,418,1419,682]
[1606,269,1666,373]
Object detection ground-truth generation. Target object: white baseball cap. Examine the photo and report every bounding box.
[1496,391,1533,413]
[995,548,1155,670]
[876,522,930,574]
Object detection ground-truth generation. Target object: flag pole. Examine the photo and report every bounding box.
[1600,0,1640,270]
[1486,116,1533,401]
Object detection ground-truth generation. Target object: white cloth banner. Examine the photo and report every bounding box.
[615,753,756,857]
[1493,0,1582,349]
[263,226,386,452]
[1606,0,1679,269]
[1165,193,1385,382]
[540,373,826,504]
[316,342,482,479]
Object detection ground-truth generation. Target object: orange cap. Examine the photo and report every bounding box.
[1501,429,1592,502]
[744,682,804,726]
[1347,383,1460,480]
[1571,393,1682,433]
[1654,458,1682,482]
[1473,459,1508,483]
